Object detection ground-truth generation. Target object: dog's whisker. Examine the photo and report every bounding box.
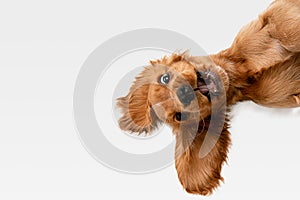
[198,116,205,135]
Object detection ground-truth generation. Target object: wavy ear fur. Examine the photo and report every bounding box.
[116,67,161,134]
[175,116,231,195]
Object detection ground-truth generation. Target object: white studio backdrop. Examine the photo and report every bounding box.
[1,0,300,199]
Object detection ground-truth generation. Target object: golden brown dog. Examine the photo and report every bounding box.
[117,0,300,195]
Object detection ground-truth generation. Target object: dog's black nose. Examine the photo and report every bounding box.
[177,85,195,105]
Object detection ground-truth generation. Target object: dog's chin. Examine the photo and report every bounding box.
[195,66,229,100]
[196,71,218,101]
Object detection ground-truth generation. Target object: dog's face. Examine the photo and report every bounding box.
[116,53,230,195]
[116,53,229,135]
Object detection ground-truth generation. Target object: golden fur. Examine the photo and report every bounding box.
[117,0,300,195]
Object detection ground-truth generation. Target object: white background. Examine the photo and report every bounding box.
[1,0,300,199]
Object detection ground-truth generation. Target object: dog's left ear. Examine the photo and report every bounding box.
[116,68,161,134]
[175,119,231,195]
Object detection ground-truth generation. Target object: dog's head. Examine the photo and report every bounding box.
[116,53,229,135]
[116,52,230,195]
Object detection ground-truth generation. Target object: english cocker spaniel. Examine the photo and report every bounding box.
[116,0,300,195]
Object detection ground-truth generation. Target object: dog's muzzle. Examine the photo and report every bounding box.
[177,85,195,106]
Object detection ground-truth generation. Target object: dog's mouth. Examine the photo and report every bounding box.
[194,71,219,100]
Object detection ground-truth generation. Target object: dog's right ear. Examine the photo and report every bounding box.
[116,67,161,134]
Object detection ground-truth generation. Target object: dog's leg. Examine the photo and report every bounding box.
[259,94,300,108]
[293,94,300,105]
[244,55,300,108]
[266,0,300,52]
[211,0,300,79]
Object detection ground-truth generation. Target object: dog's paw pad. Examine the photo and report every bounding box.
[293,94,300,105]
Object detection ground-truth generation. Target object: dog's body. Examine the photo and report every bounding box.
[210,0,300,108]
[117,0,300,195]
[190,52,300,108]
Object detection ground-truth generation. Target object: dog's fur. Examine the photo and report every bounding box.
[117,0,300,195]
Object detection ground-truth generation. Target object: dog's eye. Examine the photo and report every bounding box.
[174,112,188,122]
[159,73,170,85]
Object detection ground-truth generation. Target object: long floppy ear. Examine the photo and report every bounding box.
[116,67,161,134]
[175,117,231,195]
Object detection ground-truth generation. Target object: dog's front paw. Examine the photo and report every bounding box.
[293,94,300,105]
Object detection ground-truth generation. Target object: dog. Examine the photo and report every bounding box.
[116,0,300,195]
